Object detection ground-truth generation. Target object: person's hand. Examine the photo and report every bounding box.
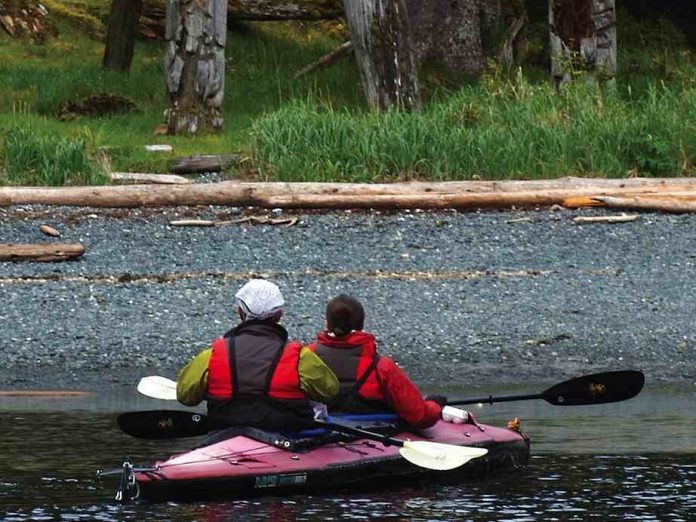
[424,394,448,407]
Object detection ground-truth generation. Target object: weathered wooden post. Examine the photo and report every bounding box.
[164,0,227,134]
[103,0,143,72]
[343,0,421,111]
[549,0,617,87]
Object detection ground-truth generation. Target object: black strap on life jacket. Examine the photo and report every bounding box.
[226,335,286,399]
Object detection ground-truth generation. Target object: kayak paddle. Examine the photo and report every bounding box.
[448,370,645,407]
[118,409,208,439]
[138,370,645,407]
[116,410,488,471]
[314,418,488,471]
[137,375,177,401]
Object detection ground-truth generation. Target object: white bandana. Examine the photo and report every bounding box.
[234,279,285,320]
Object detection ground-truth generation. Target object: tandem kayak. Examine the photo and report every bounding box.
[102,413,530,502]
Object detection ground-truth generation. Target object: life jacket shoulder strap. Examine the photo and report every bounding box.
[349,352,380,396]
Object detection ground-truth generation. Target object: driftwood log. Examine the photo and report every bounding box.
[573,213,639,224]
[0,243,85,262]
[139,0,343,39]
[1,178,695,209]
[592,196,696,213]
[169,154,241,174]
[110,172,193,184]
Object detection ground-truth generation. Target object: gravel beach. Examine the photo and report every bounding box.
[1,205,694,393]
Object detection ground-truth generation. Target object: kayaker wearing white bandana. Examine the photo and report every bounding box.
[177,279,339,431]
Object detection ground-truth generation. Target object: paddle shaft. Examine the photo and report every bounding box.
[448,393,542,406]
[446,370,644,408]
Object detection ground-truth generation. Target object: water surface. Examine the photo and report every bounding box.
[0,387,693,520]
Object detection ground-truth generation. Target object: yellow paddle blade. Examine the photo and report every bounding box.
[399,441,488,471]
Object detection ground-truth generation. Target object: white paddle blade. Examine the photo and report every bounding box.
[137,376,178,401]
[399,441,488,471]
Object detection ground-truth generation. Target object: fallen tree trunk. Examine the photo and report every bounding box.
[226,0,342,20]
[294,41,353,78]
[258,190,696,209]
[0,243,85,262]
[565,192,696,208]
[143,0,342,27]
[2,179,696,208]
[110,172,193,184]
[592,196,696,213]
[169,154,241,174]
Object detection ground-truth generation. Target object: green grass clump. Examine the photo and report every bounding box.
[2,124,107,185]
[251,72,696,181]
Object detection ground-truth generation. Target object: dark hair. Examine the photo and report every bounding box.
[326,294,365,336]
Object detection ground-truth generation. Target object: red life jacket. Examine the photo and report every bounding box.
[206,321,313,430]
[309,331,392,413]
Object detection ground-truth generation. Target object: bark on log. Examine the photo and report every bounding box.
[226,0,343,20]
[110,172,193,184]
[169,154,241,173]
[258,190,696,210]
[164,0,227,135]
[1,179,696,209]
[550,0,617,87]
[564,192,696,208]
[141,1,343,39]
[343,0,421,111]
[0,243,85,262]
[592,196,696,213]
[103,0,143,72]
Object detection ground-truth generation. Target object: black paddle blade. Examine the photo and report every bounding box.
[542,370,645,406]
[117,410,209,439]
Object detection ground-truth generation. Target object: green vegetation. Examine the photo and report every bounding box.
[0,4,693,185]
[251,77,695,181]
[3,124,107,185]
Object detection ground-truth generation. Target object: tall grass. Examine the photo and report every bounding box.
[2,124,107,185]
[250,72,696,181]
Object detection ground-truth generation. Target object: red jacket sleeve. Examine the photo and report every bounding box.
[375,357,441,429]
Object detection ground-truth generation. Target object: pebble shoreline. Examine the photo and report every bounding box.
[1,206,694,392]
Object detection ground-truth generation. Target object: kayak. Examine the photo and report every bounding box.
[108,413,530,502]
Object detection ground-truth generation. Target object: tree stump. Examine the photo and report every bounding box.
[343,0,420,111]
[164,0,227,134]
[550,0,617,87]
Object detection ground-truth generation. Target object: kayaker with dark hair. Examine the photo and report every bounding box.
[177,279,339,431]
[308,294,445,429]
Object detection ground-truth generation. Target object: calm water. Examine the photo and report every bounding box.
[1,387,694,521]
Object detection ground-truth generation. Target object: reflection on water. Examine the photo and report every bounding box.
[0,388,694,521]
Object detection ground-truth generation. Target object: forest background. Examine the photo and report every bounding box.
[0,0,694,186]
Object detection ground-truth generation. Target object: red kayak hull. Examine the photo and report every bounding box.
[134,419,530,500]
